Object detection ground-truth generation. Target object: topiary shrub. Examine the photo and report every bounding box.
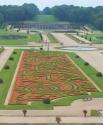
[96,72,102,77]
[84,62,89,66]
[4,65,10,70]
[75,55,79,58]
[40,47,43,51]
[9,57,14,61]
[43,97,51,104]
[0,78,3,84]
[13,51,17,54]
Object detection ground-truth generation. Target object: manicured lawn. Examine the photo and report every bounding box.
[47,33,59,43]
[29,33,42,43]
[0,29,41,45]
[33,15,58,23]
[83,31,103,43]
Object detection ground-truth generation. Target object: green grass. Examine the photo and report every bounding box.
[91,110,98,116]
[83,31,103,43]
[0,29,41,45]
[33,15,58,23]
[47,33,59,43]
[0,48,4,53]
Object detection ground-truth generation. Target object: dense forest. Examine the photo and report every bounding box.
[0,4,103,30]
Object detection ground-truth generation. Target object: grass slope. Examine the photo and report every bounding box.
[33,15,58,23]
[83,31,103,43]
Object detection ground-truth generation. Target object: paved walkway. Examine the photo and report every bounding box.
[53,33,103,74]
[1,98,103,117]
[0,48,13,70]
[76,51,103,74]
[0,116,103,123]
[52,33,78,46]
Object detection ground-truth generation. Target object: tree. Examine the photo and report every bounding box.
[56,116,61,124]
[43,96,51,104]
[0,13,4,26]
[83,110,87,117]
[22,3,39,20]
[43,7,52,15]
[22,109,27,117]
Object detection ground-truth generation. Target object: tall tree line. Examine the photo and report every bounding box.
[43,5,103,30]
[0,4,103,30]
[0,3,39,24]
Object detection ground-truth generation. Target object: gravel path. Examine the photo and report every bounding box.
[0,116,103,123]
[52,33,78,46]
[53,33,103,74]
[76,51,103,74]
[1,98,103,117]
[0,48,13,71]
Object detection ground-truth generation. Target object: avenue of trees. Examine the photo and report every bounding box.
[0,4,103,30]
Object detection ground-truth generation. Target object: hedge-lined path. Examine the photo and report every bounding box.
[0,48,13,71]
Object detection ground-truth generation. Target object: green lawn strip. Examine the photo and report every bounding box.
[52,95,86,106]
[0,48,4,53]
[47,33,59,43]
[91,92,103,98]
[67,52,103,91]
[29,33,42,43]
[0,50,22,104]
[0,101,53,110]
[83,32,103,43]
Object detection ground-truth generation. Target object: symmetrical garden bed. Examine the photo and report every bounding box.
[9,51,98,104]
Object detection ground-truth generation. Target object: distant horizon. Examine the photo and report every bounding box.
[0,0,103,10]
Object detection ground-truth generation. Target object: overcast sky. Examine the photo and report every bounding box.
[0,0,103,10]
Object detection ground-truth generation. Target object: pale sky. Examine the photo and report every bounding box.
[0,0,103,10]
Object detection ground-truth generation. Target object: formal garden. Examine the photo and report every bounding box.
[0,29,42,45]
[0,50,103,109]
